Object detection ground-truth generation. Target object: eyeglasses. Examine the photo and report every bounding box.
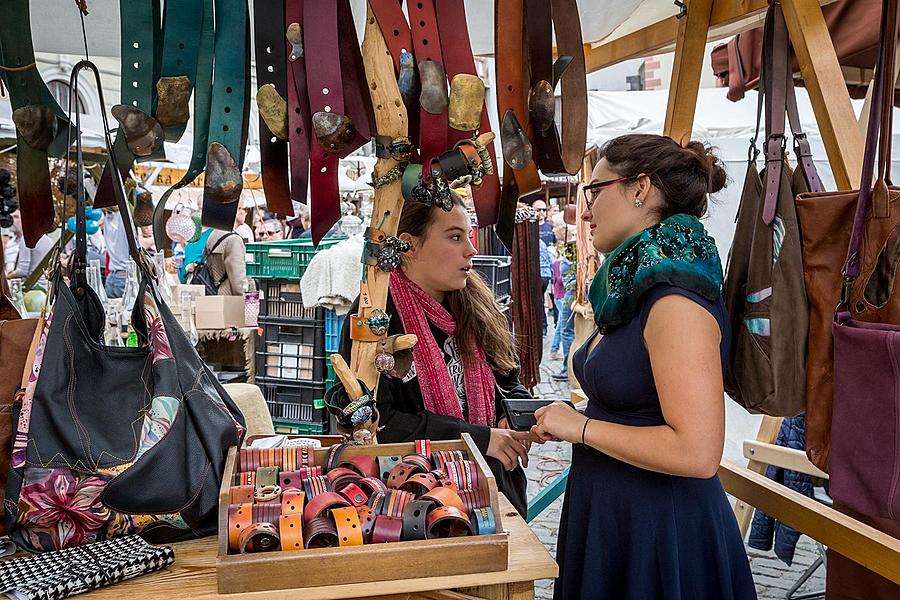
[580,174,641,210]
[259,228,281,238]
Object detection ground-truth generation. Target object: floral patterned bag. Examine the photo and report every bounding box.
[4,61,245,552]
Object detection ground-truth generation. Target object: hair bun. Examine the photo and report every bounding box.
[682,141,727,194]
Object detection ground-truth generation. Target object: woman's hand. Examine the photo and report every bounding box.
[532,401,587,444]
[487,428,533,471]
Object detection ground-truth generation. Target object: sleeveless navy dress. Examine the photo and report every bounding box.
[553,285,757,600]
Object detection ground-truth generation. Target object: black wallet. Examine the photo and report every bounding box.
[501,399,576,432]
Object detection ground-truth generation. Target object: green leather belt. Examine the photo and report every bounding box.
[0,0,70,247]
[200,0,251,231]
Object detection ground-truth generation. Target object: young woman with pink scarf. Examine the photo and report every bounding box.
[338,193,535,515]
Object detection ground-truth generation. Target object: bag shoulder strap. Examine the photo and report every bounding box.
[203,231,238,259]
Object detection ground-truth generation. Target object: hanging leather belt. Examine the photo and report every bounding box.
[285,0,311,205]
[201,0,251,231]
[303,0,374,243]
[0,0,71,246]
[252,0,292,215]
[406,0,448,172]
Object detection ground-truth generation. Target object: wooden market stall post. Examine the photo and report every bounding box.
[581,0,900,584]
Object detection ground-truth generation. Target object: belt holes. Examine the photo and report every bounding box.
[267,65,274,73]
[322,87,329,95]
[133,61,139,69]
[178,43,185,50]
[419,20,425,27]
[417,2,423,7]
[266,46,272,54]
[132,81,139,88]
[295,127,302,134]
[321,167,327,173]
[132,100,138,106]
[226,86,233,93]
[133,41,140,49]
[393,29,399,36]
[422,39,429,46]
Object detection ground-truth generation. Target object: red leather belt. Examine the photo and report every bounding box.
[432,449,467,471]
[279,470,304,490]
[303,515,339,549]
[252,0,292,214]
[339,482,370,507]
[359,476,388,497]
[371,515,403,543]
[303,491,350,524]
[400,453,431,474]
[445,460,478,490]
[406,0,447,171]
[285,0,311,205]
[252,502,282,525]
[426,505,473,538]
[459,488,487,512]
[387,462,417,489]
[415,439,432,458]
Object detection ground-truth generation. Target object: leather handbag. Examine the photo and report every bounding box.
[796,2,900,597]
[724,3,823,417]
[5,61,245,553]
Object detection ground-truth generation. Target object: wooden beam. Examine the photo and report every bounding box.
[663,0,715,142]
[720,460,900,585]
[733,416,783,537]
[743,440,829,479]
[584,0,842,74]
[781,0,863,189]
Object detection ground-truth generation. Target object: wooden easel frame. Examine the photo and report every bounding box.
[585,0,899,583]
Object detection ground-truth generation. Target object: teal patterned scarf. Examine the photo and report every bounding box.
[588,213,723,332]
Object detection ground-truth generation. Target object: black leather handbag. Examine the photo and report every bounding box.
[4,61,245,552]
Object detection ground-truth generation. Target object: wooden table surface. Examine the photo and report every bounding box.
[87,495,558,599]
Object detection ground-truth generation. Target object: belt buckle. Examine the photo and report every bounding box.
[111,105,164,157]
[12,104,57,151]
[312,111,357,154]
[500,110,533,170]
[204,142,243,205]
[527,79,555,133]
[257,83,289,140]
[448,73,485,131]
[418,59,449,114]
[155,75,192,129]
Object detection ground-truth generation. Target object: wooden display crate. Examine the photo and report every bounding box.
[216,433,509,593]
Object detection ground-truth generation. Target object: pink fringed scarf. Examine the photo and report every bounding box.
[389,270,496,427]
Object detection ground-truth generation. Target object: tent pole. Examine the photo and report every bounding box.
[663,0,715,142]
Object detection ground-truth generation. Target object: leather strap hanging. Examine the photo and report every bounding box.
[407,0,447,172]
[253,0,293,216]
[285,0,311,205]
[510,210,543,388]
[0,0,71,247]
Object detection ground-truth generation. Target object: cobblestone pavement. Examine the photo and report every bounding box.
[523,322,826,599]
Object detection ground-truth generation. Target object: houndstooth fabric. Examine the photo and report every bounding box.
[0,535,174,600]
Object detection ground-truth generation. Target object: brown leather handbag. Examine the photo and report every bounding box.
[724,4,823,416]
[0,244,39,537]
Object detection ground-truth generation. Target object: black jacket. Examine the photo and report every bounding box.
[339,293,531,516]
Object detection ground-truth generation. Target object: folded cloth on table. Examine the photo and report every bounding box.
[0,535,174,600]
[300,235,364,314]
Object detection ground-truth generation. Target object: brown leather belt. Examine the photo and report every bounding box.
[357,506,377,543]
[401,472,440,496]
[227,502,253,551]
[401,453,432,474]
[230,484,254,503]
[279,513,304,550]
[326,466,362,492]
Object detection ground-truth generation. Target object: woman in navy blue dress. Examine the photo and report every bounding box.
[532,134,757,600]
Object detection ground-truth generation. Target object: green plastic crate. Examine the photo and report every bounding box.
[326,360,335,390]
[273,420,329,435]
[246,238,341,281]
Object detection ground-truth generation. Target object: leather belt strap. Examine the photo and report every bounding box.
[415,439,432,458]
[239,521,280,553]
[459,488,487,512]
[323,444,349,473]
[387,462,417,489]
[425,505,472,538]
[371,515,403,543]
[473,507,496,535]
[445,460,478,490]
[227,502,253,551]
[421,486,466,513]
[158,0,204,143]
[357,506,377,543]
[279,513,304,550]
[378,455,403,480]
[359,476,388,497]
[255,466,279,489]
[432,449,467,471]
[302,490,350,524]
[304,0,373,243]
[431,469,458,490]
[252,0,292,215]
[0,0,71,245]
[285,0,311,205]
[303,515,338,548]
[401,499,433,541]
[407,0,447,171]
[369,0,414,75]
[332,505,364,546]
[201,0,251,231]
[236,471,255,487]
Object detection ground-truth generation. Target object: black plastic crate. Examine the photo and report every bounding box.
[473,255,512,302]
[256,376,329,425]
[258,279,325,321]
[256,317,327,382]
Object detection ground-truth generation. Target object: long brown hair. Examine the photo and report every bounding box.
[397,196,519,375]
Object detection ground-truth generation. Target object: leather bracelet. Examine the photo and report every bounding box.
[415,439,432,458]
[387,462,418,489]
[255,466,280,489]
[252,502,282,525]
[357,507,377,543]
[281,489,305,515]
[323,444,349,473]
[368,491,386,515]
[303,475,332,499]
[459,488,487,512]
[401,453,432,475]
[339,483,369,507]
[300,466,323,480]
[303,516,339,549]
[389,490,414,517]
[230,484,254,503]
[432,449,467,471]
[425,505,473,539]
[299,446,314,470]
[421,487,466,513]
[332,506,364,546]
[280,470,304,490]
[359,476,388,497]
[254,484,283,503]
[401,499,433,541]
[279,513,304,551]
[228,503,253,552]
[473,507,497,535]
[377,455,403,480]
[303,491,350,525]
[401,473,440,496]
[281,447,296,473]
[341,455,379,479]
[446,460,478,490]
[371,515,403,543]
[235,471,255,487]
[327,466,362,493]
[239,521,281,553]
